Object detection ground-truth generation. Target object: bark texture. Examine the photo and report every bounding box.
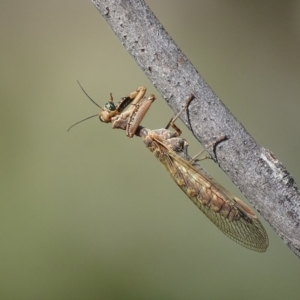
[91,0,300,257]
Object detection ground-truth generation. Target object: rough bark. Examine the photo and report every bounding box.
[91,0,300,257]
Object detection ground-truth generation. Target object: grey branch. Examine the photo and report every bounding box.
[91,0,300,257]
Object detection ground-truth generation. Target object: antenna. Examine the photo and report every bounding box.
[67,114,99,132]
[67,81,102,131]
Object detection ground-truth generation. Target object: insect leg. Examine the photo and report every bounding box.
[111,87,150,132]
[190,150,212,164]
[126,94,156,137]
[129,86,147,106]
[190,135,228,163]
[165,94,194,136]
[116,86,147,115]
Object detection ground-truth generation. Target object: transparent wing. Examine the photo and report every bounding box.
[157,143,269,252]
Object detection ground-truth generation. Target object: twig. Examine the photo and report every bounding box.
[91,0,300,258]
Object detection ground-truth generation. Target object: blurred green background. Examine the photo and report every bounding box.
[1,1,300,299]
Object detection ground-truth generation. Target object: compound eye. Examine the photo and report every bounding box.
[104,102,116,111]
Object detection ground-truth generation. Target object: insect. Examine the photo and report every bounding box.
[67,82,148,131]
[69,84,269,252]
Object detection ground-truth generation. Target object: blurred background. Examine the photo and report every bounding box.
[1,1,300,299]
